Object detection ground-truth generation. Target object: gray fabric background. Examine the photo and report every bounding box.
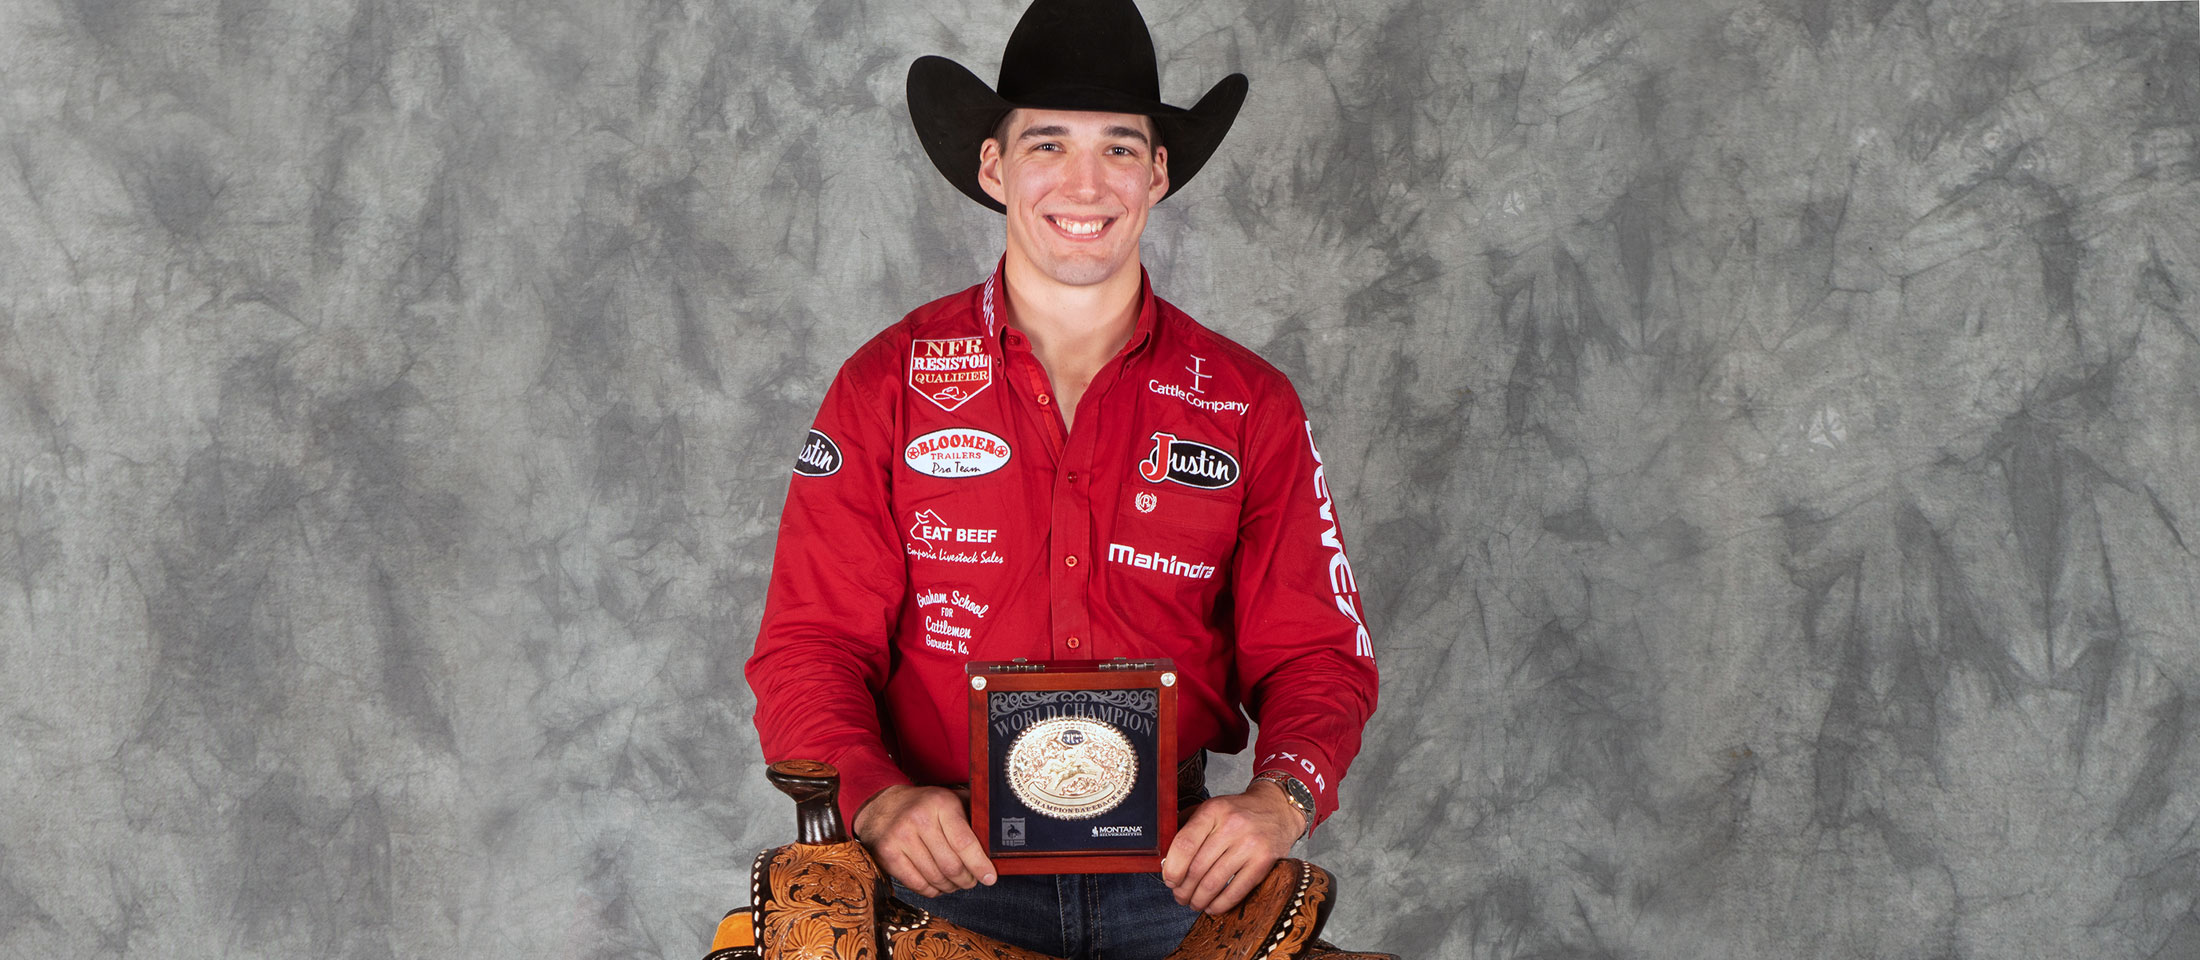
[2,0,2197,956]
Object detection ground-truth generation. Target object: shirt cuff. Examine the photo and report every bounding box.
[1252,740,1342,829]
[813,752,911,835]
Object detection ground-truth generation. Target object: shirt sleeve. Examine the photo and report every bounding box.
[1227,385,1380,829]
[746,337,911,828]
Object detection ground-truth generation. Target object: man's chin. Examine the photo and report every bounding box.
[1035,255,1134,288]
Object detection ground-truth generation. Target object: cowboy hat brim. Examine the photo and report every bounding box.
[907,54,1248,214]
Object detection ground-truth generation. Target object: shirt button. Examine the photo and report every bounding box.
[1067,637,1082,650]
[1064,555,1078,567]
[1037,393,1052,406]
[1066,471,1078,483]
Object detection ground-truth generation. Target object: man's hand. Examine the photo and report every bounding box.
[1161,779,1304,914]
[851,785,997,898]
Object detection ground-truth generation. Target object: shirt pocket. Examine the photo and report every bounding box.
[1110,485,1243,568]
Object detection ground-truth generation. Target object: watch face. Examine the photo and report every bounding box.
[1264,774,1312,817]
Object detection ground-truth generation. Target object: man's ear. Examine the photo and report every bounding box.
[1148,145,1170,205]
[978,138,1008,207]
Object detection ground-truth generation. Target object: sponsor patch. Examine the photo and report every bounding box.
[915,584,990,656]
[794,429,842,477]
[906,510,1005,565]
[1139,432,1240,489]
[1135,491,1158,514]
[909,337,992,411]
[1107,541,1217,580]
[1147,354,1249,415]
[905,427,1012,478]
[1306,421,1373,659]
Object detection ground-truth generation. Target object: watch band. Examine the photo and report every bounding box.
[1252,770,1316,838]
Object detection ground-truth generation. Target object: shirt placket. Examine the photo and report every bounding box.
[1004,330,1136,660]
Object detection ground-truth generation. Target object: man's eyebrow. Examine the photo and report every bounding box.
[1103,125,1151,146]
[1012,123,1152,147]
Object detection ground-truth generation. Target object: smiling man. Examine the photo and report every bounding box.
[745,2,1379,958]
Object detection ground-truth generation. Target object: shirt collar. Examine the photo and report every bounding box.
[978,257,1163,359]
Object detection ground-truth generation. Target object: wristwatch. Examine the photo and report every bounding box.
[1252,770,1316,839]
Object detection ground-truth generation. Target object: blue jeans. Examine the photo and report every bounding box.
[894,872,1200,960]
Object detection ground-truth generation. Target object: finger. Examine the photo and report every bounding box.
[1206,854,1274,914]
[940,815,998,886]
[1186,843,1243,913]
[918,823,978,891]
[897,827,960,895]
[1163,808,1217,888]
[878,846,944,899]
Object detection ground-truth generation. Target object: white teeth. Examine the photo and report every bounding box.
[1051,217,1105,237]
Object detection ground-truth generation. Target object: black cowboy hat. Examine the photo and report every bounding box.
[907,0,1249,213]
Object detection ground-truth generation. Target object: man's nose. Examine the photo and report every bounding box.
[1062,150,1107,201]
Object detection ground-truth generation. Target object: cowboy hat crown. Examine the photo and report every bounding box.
[907,0,1249,212]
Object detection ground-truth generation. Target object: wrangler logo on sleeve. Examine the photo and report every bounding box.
[909,337,993,411]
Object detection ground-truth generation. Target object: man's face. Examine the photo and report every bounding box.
[979,108,1170,289]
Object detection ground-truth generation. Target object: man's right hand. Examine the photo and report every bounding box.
[851,784,998,897]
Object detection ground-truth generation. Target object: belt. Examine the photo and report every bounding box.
[1175,750,1208,812]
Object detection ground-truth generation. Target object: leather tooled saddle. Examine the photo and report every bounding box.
[704,760,1397,960]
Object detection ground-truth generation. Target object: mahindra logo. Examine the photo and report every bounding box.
[1140,432,1239,489]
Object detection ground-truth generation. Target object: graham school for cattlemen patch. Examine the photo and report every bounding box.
[909,337,992,411]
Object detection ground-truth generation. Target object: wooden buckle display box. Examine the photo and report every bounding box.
[967,658,1179,874]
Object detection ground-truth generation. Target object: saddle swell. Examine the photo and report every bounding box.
[709,760,1398,960]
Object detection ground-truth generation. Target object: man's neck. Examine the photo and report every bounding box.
[998,254,1143,428]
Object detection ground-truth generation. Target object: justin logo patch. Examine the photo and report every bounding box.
[1140,432,1240,489]
[910,337,992,411]
[793,430,842,477]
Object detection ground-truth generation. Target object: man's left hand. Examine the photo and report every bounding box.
[1161,779,1304,914]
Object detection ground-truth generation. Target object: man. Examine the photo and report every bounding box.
[746,2,1378,956]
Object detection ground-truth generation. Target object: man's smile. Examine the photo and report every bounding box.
[1045,215,1116,239]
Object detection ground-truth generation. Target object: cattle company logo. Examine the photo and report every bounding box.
[905,428,1012,478]
[1139,432,1240,489]
[909,337,992,411]
[1007,717,1138,820]
[793,430,842,477]
[907,511,1004,565]
[1148,354,1249,416]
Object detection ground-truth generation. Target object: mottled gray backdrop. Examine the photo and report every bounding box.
[2,0,2197,956]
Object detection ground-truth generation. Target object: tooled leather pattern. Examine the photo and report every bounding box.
[757,841,884,960]
[1164,860,1331,960]
[887,922,1062,960]
[752,842,1372,960]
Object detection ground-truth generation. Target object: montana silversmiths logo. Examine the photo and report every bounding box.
[909,337,992,412]
[1007,717,1138,820]
[794,430,842,477]
[1139,432,1240,489]
[1091,825,1143,838]
[905,428,1012,478]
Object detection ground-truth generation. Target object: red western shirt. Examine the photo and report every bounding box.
[747,267,1378,829]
